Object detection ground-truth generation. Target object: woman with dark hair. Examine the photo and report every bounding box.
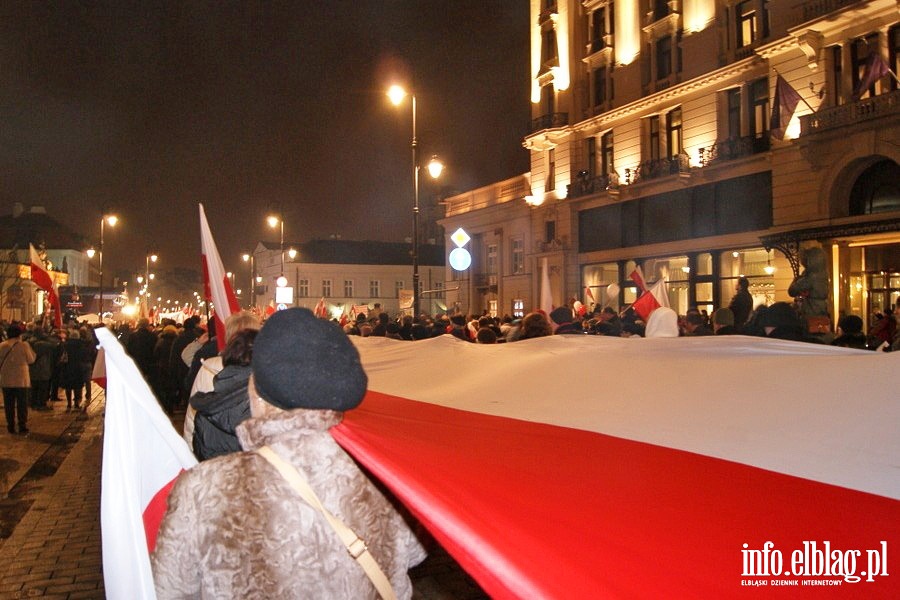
[189,329,256,461]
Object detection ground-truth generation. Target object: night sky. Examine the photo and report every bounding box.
[1,1,530,279]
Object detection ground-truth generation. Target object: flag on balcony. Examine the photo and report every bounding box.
[853,52,893,100]
[770,75,802,140]
[29,243,63,329]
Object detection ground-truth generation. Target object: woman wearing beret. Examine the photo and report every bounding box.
[152,308,426,599]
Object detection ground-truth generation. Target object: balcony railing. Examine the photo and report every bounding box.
[799,0,860,24]
[473,273,498,289]
[530,112,569,133]
[567,171,619,199]
[698,135,771,167]
[624,154,690,185]
[800,89,900,136]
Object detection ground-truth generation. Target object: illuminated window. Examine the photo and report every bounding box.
[666,107,683,158]
[736,1,756,48]
[726,88,741,138]
[601,131,614,176]
[648,115,661,161]
[511,238,525,275]
[749,78,769,138]
[512,299,525,319]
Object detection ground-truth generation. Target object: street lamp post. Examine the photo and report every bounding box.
[97,212,118,320]
[267,209,284,278]
[242,252,255,309]
[388,84,443,318]
[144,252,157,319]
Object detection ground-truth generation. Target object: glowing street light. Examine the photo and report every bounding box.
[97,212,119,319]
[387,83,444,317]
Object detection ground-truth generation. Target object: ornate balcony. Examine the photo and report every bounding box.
[473,273,498,291]
[567,171,619,199]
[800,89,900,136]
[529,112,569,133]
[799,0,861,24]
[698,135,771,167]
[624,154,690,185]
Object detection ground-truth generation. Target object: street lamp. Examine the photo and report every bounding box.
[97,212,119,320]
[266,209,284,280]
[242,252,256,309]
[143,252,158,319]
[388,84,443,318]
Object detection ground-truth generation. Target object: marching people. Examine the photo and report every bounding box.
[190,328,256,461]
[0,324,36,435]
[152,308,426,598]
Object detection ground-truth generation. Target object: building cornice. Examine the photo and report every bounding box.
[572,57,765,133]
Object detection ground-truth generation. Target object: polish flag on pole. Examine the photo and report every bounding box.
[629,265,648,293]
[631,279,670,321]
[98,327,197,600]
[91,347,107,389]
[29,244,63,329]
[199,204,241,351]
[584,286,595,304]
[313,297,328,318]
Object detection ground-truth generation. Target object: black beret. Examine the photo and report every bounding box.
[252,308,367,411]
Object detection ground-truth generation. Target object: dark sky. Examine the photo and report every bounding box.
[0,1,530,278]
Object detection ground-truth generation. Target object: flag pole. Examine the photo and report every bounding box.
[774,68,817,114]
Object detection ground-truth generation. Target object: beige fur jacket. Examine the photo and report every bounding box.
[152,409,426,599]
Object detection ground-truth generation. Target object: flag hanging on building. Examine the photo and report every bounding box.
[199,203,241,351]
[853,51,893,99]
[29,244,63,329]
[770,74,803,140]
[98,327,198,600]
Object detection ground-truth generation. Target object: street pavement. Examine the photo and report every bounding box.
[0,389,487,599]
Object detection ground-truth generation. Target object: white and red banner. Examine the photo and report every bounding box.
[199,203,240,350]
[29,243,63,329]
[98,327,198,599]
[335,335,900,598]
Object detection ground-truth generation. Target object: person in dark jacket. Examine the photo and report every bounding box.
[60,330,91,411]
[831,315,868,349]
[728,277,753,332]
[190,328,256,461]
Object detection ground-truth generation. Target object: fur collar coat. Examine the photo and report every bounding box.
[152,409,426,599]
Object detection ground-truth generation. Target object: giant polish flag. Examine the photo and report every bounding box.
[29,243,63,329]
[334,335,900,598]
[98,327,198,599]
[199,203,241,351]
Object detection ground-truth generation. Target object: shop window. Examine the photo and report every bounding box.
[512,299,525,318]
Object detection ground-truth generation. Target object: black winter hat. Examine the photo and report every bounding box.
[252,308,368,411]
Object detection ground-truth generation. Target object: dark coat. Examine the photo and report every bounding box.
[60,338,92,388]
[190,364,252,461]
[728,289,753,330]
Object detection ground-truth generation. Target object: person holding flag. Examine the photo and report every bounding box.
[29,244,63,329]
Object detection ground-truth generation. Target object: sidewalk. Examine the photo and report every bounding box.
[0,390,485,599]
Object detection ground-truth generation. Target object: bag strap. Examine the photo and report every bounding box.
[255,445,397,600]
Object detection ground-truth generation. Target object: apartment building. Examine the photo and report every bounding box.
[441,0,899,324]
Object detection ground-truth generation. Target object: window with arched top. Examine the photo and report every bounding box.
[849,160,900,215]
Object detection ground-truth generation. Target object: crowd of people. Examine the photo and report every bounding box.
[0,293,896,596]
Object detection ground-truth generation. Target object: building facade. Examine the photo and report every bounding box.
[441,0,900,324]
[250,239,446,317]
